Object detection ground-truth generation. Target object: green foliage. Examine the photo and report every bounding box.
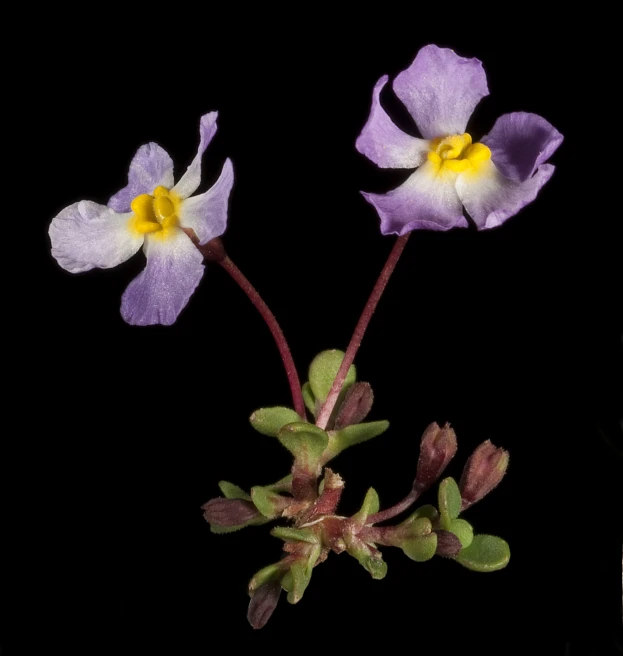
[351,487,380,527]
[277,422,329,472]
[438,477,462,529]
[401,533,438,562]
[454,534,510,572]
[308,350,356,402]
[250,407,303,437]
[218,481,251,500]
[302,382,317,416]
[271,527,319,544]
[325,421,390,460]
[448,518,474,549]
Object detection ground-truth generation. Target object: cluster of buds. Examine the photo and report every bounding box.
[202,351,510,629]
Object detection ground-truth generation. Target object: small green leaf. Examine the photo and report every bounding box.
[400,504,439,527]
[277,422,329,472]
[218,481,250,500]
[210,516,268,534]
[448,518,474,549]
[250,407,303,437]
[454,534,510,572]
[271,527,319,544]
[362,556,388,580]
[403,517,432,539]
[249,563,284,593]
[265,474,293,493]
[302,382,317,416]
[352,487,380,526]
[284,544,321,604]
[308,350,356,402]
[251,486,290,518]
[325,421,390,460]
[402,533,438,562]
[438,477,462,529]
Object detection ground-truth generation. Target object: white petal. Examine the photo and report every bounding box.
[49,201,143,273]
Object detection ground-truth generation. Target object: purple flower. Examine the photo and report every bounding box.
[49,113,234,326]
[356,45,563,234]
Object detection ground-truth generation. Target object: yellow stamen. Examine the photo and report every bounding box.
[128,187,182,238]
[426,132,491,177]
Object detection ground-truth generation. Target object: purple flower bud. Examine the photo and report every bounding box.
[414,422,457,492]
[334,382,374,429]
[201,497,260,527]
[459,440,509,510]
[247,581,281,629]
[435,530,463,557]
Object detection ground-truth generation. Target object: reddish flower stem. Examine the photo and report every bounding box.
[366,486,421,525]
[218,255,306,418]
[315,234,411,430]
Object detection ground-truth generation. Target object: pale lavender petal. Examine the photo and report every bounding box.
[172,112,219,200]
[456,160,555,230]
[108,143,174,212]
[356,75,431,169]
[361,161,468,234]
[393,45,489,140]
[120,230,204,326]
[49,201,143,273]
[481,112,563,183]
[178,159,234,245]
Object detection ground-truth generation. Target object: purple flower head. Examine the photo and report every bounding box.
[49,113,234,326]
[356,45,563,234]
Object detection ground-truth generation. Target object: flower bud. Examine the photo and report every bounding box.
[201,497,260,527]
[333,382,374,429]
[414,422,457,492]
[247,581,281,629]
[434,530,463,557]
[459,440,509,510]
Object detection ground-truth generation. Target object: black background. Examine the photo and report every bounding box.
[8,8,622,655]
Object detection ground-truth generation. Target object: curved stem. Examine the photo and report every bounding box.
[315,234,411,430]
[219,256,306,418]
[366,486,421,525]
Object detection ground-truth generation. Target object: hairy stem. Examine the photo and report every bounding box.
[367,486,421,525]
[315,234,411,429]
[209,247,305,417]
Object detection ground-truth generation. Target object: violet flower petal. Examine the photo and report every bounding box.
[172,112,219,200]
[49,201,143,273]
[393,45,489,140]
[178,158,234,245]
[356,75,431,169]
[456,161,555,230]
[108,143,174,212]
[120,229,204,326]
[482,112,563,183]
[362,161,468,234]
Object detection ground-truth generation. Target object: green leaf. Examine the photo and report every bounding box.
[265,474,293,493]
[325,421,390,460]
[249,563,284,593]
[284,544,321,604]
[345,536,388,580]
[400,504,439,527]
[308,350,357,402]
[250,407,303,437]
[251,486,289,518]
[454,534,510,572]
[352,487,380,526]
[438,477,462,529]
[448,518,474,549]
[218,481,250,500]
[271,527,319,544]
[402,533,438,562]
[302,382,317,416]
[402,517,432,540]
[362,556,388,580]
[210,516,268,534]
[277,422,329,472]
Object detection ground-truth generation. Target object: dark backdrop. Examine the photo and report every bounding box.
[10,8,622,655]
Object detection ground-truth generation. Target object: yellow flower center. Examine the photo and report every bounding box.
[129,186,181,240]
[427,133,491,175]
